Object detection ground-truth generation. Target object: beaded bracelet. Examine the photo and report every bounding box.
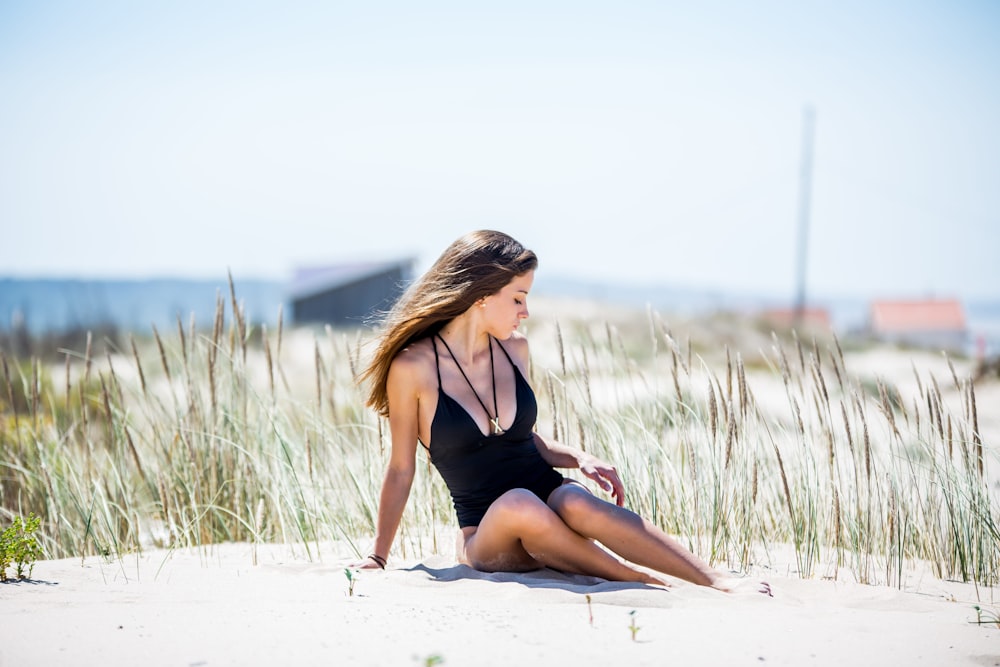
[368,553,387,569]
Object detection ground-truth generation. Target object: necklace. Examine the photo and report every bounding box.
[437,334,504,435]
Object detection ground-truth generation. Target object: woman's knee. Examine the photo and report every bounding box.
[548,483,611,531]
[490,488,558,530]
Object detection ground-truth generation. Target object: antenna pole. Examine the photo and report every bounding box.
[794,106,816,327]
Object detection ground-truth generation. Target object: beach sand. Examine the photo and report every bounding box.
[2,540,997,667]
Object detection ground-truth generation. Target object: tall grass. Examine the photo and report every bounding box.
[532,312,998,587]
[1,290,997,588]
[0,287,452,566]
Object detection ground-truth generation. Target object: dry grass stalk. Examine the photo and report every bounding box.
[105,348,124,406]
[30,357,39,428]
[833,486,842,551]
[227,270,247,363]
[670,346,682,406]
[793,329,806,374]
[707,379,718,441]
[911,360,925,400]
[946,354,961,392]
[970,380,982,479]
[581,345,592,407]
[262,324,275,400]
[1,352,22,449]
[275,304,290,393]
[124,425,151,491]
[556,320,566,376]
[64,351,71,404]
[152,325,171,381]
[737,352,748,419]
[773,442,795,528]
[876,378,900,440]
[177,313,188,368]
[99,372,113,427]
[84,331,93,385]
[130,334,147,397]
[830,334,846,391]
[546,372,560,441]
[725,345,733,403]
[314,339,323,411]
[773,333,791,391]
[724,402,736,470]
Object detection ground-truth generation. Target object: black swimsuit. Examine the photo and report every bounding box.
[424,336,565,528]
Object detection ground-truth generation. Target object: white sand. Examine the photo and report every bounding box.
[2,541,997,667]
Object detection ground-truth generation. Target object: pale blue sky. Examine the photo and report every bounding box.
[2,1,998,301]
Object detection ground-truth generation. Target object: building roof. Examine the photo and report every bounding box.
[289,258,414,300]
[869,298,966,333]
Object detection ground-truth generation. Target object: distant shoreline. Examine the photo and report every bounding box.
[2,276,998,354]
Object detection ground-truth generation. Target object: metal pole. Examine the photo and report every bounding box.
[794,106,816,328]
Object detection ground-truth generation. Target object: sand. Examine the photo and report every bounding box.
[2,540,997,667]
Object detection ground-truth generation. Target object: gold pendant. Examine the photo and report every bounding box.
[490,417,504,435]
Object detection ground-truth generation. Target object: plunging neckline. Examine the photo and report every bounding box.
[436,334,507,436]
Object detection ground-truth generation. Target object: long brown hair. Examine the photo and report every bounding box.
[360,230,538,417]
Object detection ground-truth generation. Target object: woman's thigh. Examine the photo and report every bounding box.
[460,488,562,572]
[546,480,616,529]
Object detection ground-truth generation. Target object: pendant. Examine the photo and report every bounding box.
[490,417,504,435]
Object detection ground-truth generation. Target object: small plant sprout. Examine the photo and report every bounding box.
[420,655,444,666]
[585,593,594,627]
[628,610,640,642]
[972,605,1000,628]
[344,568,357,597]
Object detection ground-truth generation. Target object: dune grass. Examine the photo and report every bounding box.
[1,289,997,588]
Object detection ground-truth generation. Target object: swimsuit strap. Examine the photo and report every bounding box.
[492,337,517,372]
[431,336,443,389]
[435,334,503,434]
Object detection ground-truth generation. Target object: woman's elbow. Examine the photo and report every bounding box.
[384,464,416,489]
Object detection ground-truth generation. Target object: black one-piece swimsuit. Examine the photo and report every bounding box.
[423,336,565,528]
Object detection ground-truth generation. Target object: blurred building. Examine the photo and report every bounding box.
[759,306,833,332]
[868,298,967,352]
[289,259,415,327]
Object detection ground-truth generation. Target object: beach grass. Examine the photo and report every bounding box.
[1,289,997,589]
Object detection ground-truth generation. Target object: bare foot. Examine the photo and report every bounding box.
[643,572,673,588]
[347,555,387,570]
[712,575,772,596]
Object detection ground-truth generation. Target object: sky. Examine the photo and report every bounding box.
[2,1,999,302]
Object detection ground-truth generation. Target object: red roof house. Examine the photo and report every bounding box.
[868,298,967,351]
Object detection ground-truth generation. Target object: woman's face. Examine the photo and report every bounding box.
[482,270,534,339]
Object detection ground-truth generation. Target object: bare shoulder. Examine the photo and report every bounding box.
[498,330,531,369]
[387,337,438,393]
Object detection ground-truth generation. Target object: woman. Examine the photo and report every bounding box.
[355,230,769,594]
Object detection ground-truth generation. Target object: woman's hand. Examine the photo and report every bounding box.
[578,454,625,506]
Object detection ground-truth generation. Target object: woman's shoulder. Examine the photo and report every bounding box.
[497,331,530,367]
[500,329,529,349]
[387,337,438,388]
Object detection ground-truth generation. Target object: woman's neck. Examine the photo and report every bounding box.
[438,314,491,367]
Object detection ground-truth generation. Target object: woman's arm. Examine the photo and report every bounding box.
[359,353,423,568]
[510,333,625,506]
[532,433,625,506]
